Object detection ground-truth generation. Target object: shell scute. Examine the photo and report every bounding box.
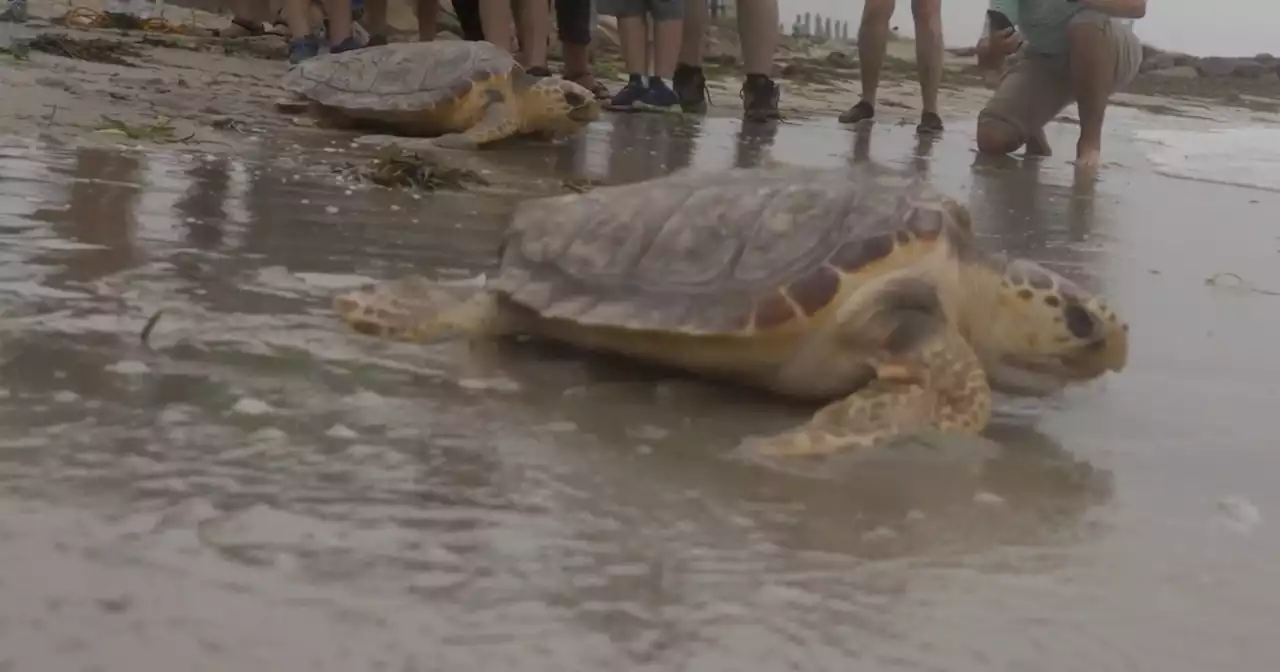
[752,292,800,331]
[785,264,843,318]
[829,233,897,272]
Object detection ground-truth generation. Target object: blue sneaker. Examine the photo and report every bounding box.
[606,76,647,111]
[636,77,681,112]
[288,35,320,64]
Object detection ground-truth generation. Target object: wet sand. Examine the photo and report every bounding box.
[3,4,1280,671]
[1,103,1280,669]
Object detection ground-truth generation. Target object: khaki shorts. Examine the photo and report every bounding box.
[979,10,1143,138]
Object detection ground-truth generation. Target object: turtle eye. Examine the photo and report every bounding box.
[563,91,586,107]
[1063,303,1096,339]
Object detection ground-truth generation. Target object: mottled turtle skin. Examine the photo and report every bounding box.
[280,41,601,148]
[334,165,1130,456]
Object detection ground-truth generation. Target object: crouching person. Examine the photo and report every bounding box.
[974,0,1145,170]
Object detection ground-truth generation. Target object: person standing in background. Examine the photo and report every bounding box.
[600,0,684,111]
[838,0,945,135]
[671,0,782,121]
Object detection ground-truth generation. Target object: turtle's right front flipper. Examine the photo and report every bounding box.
[743,322,992,459]
[333,275,514,343]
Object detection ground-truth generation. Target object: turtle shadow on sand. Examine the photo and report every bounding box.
[427,335,1116,561]
[276,40,602,151]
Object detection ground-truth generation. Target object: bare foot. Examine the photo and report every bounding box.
[1074,142,1102,169]
[1025,127,1052,156]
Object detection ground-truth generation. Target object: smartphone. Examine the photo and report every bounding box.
[986,10,1014,32]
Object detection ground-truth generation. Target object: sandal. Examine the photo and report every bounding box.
[565,72,611,100]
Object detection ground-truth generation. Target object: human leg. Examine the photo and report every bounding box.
[556,0,611,98]
[323,0,359,50]
[283,0,321,62]
[479,0,517,54]
[975,56,1069,157]
[518,0,552,69]
[911,0,943,134]
[362,0,388,44]
[416,0,439,39]
[737,0,781,121]
[672,0,708,113]
[839,0,893,124]
[605,0,650,110]
[454,0,485,40]
[1068,11,1141,169]
[631,0,683,110]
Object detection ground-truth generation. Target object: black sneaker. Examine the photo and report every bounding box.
[673,63,709,114]
[366,33,388,47]
[838,100,875,124]
[329,36,363,54]
[607,76,647,111]
[636,77,681,112]
[741,75,781,122]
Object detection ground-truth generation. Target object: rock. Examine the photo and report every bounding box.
[825,50,856,68]
[1232,61,1271,78]
[1140,51,1176,73]
[1148,65,1199,79]
[1195,56,1243,78]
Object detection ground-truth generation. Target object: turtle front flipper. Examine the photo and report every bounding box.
[333,275,514,343]
[433,100,522,149]
[744,327,992,458]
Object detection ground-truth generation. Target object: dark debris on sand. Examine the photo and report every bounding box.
[26,33,144,66]
[342,145,490,192]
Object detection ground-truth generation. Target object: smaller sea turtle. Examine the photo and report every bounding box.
[279,41,601,149]
[333,166,1130,456]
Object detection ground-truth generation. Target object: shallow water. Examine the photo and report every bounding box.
[0,107,1278,671]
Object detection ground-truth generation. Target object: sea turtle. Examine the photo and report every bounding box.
[279,40,601,149]
[333,165,1130,456]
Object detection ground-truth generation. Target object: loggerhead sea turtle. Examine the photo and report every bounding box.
[279,40,601,149]
[333,165,1130,456]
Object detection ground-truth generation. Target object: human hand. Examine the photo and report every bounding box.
[988,27,1023,56]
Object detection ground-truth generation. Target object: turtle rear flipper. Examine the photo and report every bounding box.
[333,275,512,343]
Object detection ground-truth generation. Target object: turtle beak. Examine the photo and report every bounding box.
[1092,320,1129,374]
[1061,320,1129,379]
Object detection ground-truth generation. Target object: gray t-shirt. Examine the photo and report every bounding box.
[987,0,1084,56]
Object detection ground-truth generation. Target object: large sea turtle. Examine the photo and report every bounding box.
[279,41,601,149]
[334,165,1130,456]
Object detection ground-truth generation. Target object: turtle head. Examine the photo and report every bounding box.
[519,76,601,134]
[968,256,1129,396]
